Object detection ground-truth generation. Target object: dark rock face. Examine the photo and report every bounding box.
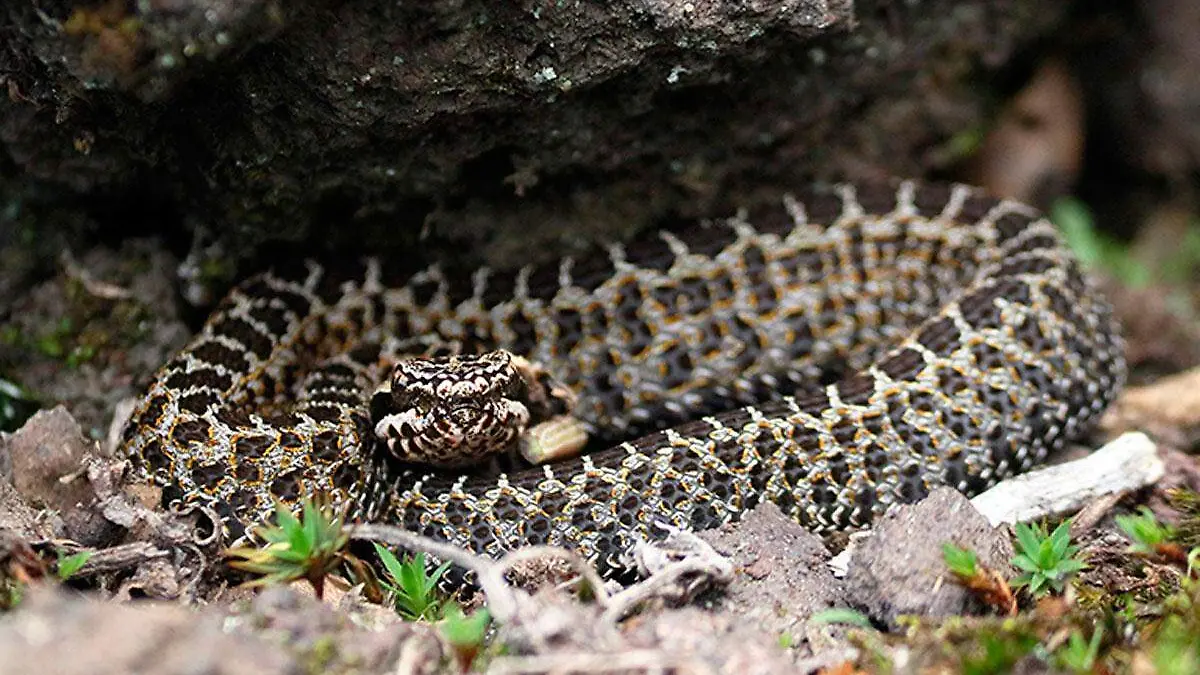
[2,0,1058,268]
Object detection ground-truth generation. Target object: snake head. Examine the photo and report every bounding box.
[370,350,532,468]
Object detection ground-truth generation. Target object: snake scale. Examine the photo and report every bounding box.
[121,182,1126,580]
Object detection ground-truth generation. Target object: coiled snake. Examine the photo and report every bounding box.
[121,182,1126,579]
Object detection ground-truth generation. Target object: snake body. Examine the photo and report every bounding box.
[122,182,1126,579]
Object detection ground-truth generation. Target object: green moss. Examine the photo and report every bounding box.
[846,581,1198,675]
[888,615,1046,674]
[1143,577,1200,674]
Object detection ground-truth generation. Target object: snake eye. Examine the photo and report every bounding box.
[368,388,392,426]
[411,393,434,415]
[369,381,432,423]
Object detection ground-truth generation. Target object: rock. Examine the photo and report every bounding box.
[0,480,52,541]
[844,487,1016,629]
[2,0,1064,268]
[236,586,445,673]
[0,587,295,675]
[0,585,445,675]
[3,406,120,545]
[700,501,848,654]
[625,607,802,675]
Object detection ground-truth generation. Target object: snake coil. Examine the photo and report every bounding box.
[122,182,1125,579]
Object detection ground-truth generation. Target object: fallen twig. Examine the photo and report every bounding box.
[59,250,133,300]
[970,432,1162,527]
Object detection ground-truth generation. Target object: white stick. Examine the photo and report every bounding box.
[970,431,1162,527]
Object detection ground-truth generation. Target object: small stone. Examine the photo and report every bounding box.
[700,502,848,655]
[844,487,1016,629]
[3,406,119,545]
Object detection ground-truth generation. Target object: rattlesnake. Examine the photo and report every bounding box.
[121,182,1126,579]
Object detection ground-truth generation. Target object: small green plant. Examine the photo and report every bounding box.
[1,548,98,610]
[439,605,491,672]
[1010,520,1084,597]
[1055,626,1103,673]
[1052,197,1149,287]
[943,543,979,577]
[1117,507,1175,556]
[226,496,351,599]
[943,542,1017,615]
[55,550,92,581]
[373,543,452,621]
[1115,506,1195,570]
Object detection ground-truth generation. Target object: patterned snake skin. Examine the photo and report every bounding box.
[121,182,1126,579]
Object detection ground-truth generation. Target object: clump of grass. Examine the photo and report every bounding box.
[1010,520,1084,597]
[225,496,352,599]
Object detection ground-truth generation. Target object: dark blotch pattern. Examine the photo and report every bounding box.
[210,316,274,361]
